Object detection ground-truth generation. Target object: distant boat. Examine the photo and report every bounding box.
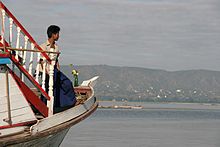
[113,105,143,109]
[99,105,143,109]
[0,2,98,146]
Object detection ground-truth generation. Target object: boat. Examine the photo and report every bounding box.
[0,2,98,146]
[99,105,143,109]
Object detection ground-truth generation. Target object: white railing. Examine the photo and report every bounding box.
[0,2,57,116]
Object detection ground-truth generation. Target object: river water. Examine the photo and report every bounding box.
[61,102,220,147]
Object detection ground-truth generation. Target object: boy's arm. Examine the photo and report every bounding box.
[57,61,60,70]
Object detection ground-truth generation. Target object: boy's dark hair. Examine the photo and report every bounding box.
[47,25,60,38]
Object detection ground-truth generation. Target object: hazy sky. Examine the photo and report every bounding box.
[2,0,220,71]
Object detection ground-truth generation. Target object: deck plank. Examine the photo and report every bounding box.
[0,73,37,127]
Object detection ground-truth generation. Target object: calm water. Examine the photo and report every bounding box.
[61,103,220,147]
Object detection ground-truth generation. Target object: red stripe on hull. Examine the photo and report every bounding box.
[0,120,37,130]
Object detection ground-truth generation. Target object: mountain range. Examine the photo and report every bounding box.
[61,65,220,103]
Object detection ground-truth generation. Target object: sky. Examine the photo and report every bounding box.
[2,0,220,71]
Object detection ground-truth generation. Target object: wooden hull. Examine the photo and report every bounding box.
[7,128,70,147]
[0,96,98,147]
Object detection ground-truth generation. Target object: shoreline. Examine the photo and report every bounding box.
[98,101,220,110]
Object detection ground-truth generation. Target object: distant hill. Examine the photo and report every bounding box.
[61,65,220,103]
